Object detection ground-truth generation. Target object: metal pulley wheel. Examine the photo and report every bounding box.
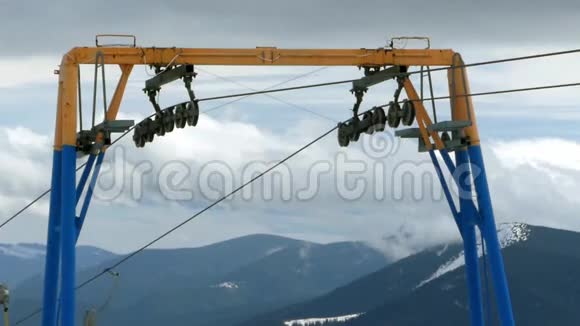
[154,112,165,136]
[387,102,401,128]
[132,124,145,148]
[349,116,361,142]
[164,107,175,132]
[337,122,350,147]
[362,111,374,134]
[143,118,155,143]
[186,101,199,126]
[372,107,386,132]
[401,100,416,126]
[175,104,187,129]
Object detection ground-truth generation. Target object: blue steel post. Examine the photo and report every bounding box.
[41,151,63,326]
[428,150,461,229]
[76,152,105,238]
[468,145,515,326]
[60,145,77,326]
[75,154,96,205]
[455,149,484,326]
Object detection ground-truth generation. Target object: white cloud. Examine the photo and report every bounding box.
[0,57,60,88]
[1,119,579,258]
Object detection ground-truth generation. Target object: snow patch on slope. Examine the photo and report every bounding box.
[284,313,363,326]
[0,243,45,259]
[416,223,530,288]
[266,246,285,256]
[212,281,239,289]
[436,244,449,256]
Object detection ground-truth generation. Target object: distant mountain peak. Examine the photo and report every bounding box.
[0,243,45,259]
[497,222,531,247]
[416,222,531,288]
[283,313,364,326]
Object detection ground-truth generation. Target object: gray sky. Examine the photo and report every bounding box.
[1,0,580,257]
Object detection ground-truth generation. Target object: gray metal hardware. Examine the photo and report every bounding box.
[395,128,422,138]
[351,66,403,92]
[145,65,196,91]
[427,120,472,132]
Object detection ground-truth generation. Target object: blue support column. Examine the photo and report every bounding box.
[76,152,105,239]
[455,149,484,326]
[60,145,77,326]
[468,145,515,326]
[76,154,97,205]
[428,150,461,230]
[41,151,63,326]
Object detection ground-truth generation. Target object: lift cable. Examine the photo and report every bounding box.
[0,67,328,231]
[0,162,88,230]
[203,66,330,115]
[199,67,337,122]
[377,80,580,108]
[404,47,580,78]
[4,79,580,232]
[4,47,580,230]
[197,79,356,102]
[196,47,580,103]
[14,123,338,325]
[9,48,580,322]
[204,67,326,115]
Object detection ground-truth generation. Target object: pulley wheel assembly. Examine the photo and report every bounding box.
[164,108,175,132]
[401,100,416,126]
[349,117,361,142]
[337,122,350,147]
[175,104,187,129]
[362,111,374,134]
[186,101,199,126]
[154,112,166,136]
[143,118,155,143]
[133,124,145,148]
[387,102,401,128]
[372,107,386,132]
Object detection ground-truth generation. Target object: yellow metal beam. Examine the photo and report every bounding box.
[448,54,480,146]
[403,78,445,150]
[106,64,133,121]
[58,58,78,149]
[53,45,461,148]
[68,47,455,66]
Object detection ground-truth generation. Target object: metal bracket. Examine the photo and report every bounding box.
[351,89,366,117]
[146,89,162,113]
[95,34,136,48]
[76,120,135,155]
[351,66,404,92]
[144,65,196,91]
[388,36,431,49]
[144,65,197,114]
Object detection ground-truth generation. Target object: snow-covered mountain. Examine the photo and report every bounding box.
[0,243,45,259]
[417,222,531,288]
[0,243,116,287]
[10,224,578,326]
[243,223,580,326]
[9,235,389,326]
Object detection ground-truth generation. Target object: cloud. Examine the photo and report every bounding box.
[2,6,580,256]
[1,120,580,258]
[1,0,579,56]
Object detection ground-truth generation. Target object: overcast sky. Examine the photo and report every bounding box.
[1,0,580,258]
